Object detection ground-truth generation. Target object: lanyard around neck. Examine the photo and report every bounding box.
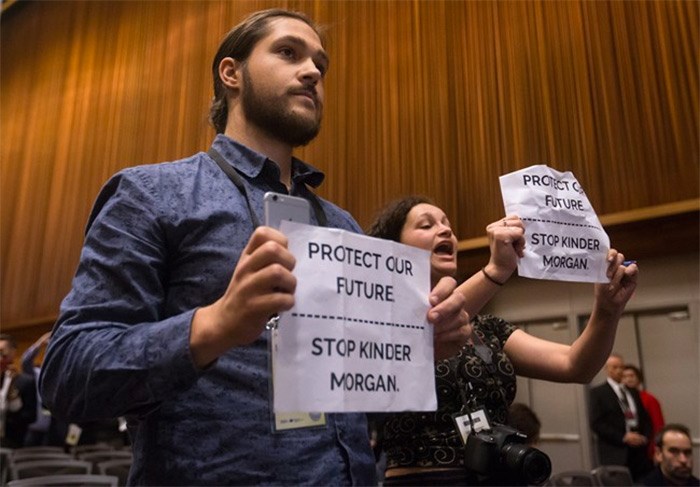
[207,147,328,228]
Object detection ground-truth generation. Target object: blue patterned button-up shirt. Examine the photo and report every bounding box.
[40,135,377,486]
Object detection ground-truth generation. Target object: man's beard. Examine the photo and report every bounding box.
[668,464,692,482]
[241,67,322,147]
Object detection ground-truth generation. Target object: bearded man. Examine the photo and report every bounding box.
[40,9,469,485]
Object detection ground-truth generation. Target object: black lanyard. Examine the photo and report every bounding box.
[207,147,328,227]
[452,331,498,413]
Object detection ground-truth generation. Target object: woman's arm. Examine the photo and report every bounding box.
[504,250,638,383]
[456,215,525,317]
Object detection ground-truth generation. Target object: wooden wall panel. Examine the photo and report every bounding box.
[1,0,697,329]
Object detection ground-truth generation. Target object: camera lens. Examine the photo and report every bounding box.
[272,195,278,201]
[521,450,551,485]
[501,443,552,486]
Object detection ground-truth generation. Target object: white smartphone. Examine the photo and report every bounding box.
[263,192,311,229]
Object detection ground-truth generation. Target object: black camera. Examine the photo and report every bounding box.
[464,423,552,485]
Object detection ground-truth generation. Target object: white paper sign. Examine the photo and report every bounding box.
[273,221,437,413]
[499,164,610,283]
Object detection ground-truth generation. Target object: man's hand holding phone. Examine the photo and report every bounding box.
[189,193,310,368]
[191,227,297,367]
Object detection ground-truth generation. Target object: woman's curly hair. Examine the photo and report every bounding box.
[366,195,434,242]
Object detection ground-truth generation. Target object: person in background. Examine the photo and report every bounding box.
[623,363,665,463]
[643,423,699,486]
[590,353,653,482]
[0,333,37,448]
[367,195,638,486]
[19,332,90,449]
[21,331,52,446]
[39,10,469,485]
[508,402,542,446]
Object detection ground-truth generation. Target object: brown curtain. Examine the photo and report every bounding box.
[1,0,697,328]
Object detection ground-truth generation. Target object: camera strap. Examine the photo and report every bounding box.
[452,392,491,445]
[450,349,492,445]
[450,330,504,444]
[472,331,497,374]
[455,332,494,412]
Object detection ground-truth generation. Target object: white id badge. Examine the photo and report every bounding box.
[625,416,639,431]
[274,411,327,431]
[453,409,490,445]
[269,328,327,432]
[65,423,83,446]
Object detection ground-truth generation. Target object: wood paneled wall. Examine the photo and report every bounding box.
[1,0,698,330]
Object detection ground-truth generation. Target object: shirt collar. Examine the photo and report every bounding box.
[607,377,624,394]
[211,134,325,188]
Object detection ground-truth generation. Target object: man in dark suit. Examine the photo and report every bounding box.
[589,353,653,482]
[1,333,37,448]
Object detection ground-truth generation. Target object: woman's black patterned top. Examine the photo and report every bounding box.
[383,314,517,469]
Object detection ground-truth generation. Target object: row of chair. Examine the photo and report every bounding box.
[546,465,634,486]
[7,443,127,458]
[0,449,641,487]
[7,474,119,487]
[1,445,131,486]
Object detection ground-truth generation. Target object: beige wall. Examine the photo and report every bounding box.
[485,252,700,475]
